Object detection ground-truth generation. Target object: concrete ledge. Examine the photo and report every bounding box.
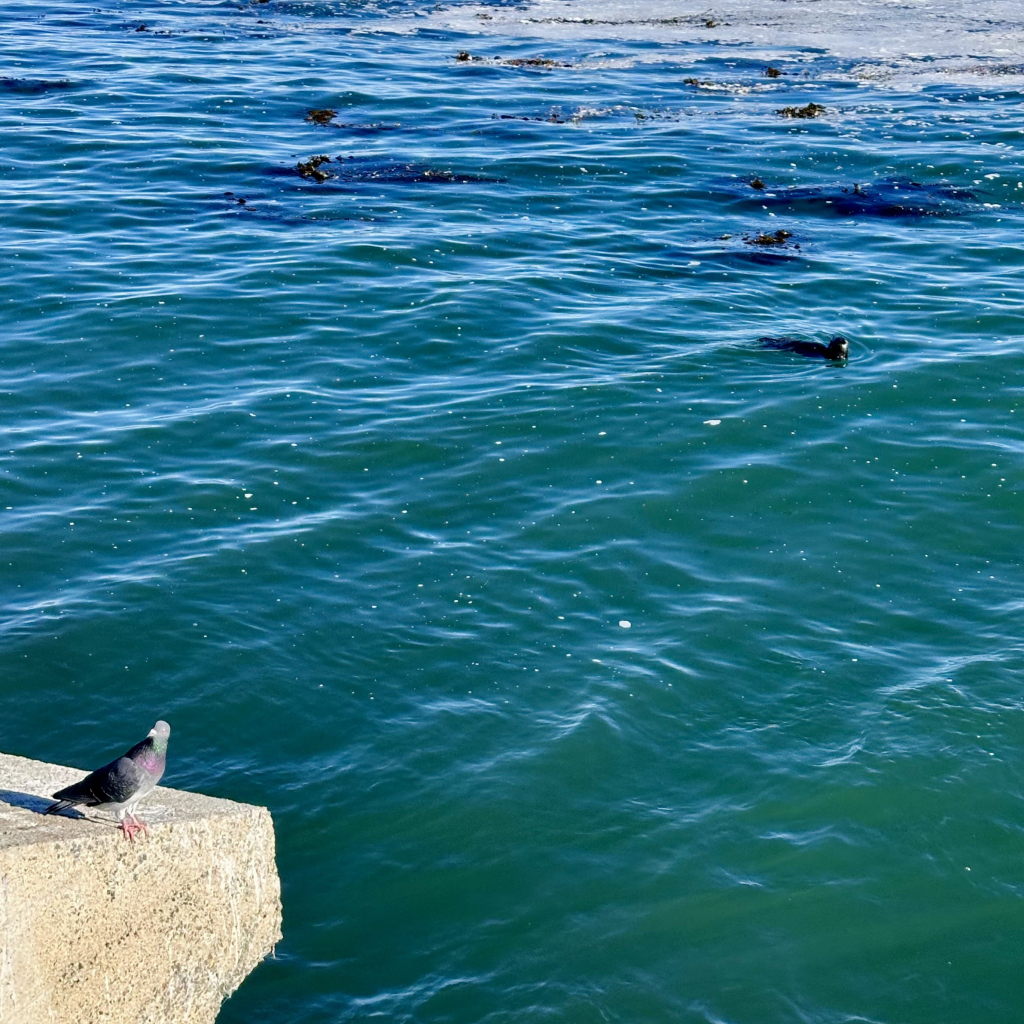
[0,751,282,1024]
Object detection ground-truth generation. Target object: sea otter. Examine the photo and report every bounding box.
[758,335,848,360]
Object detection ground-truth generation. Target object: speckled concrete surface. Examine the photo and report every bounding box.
[0,752,282,1024]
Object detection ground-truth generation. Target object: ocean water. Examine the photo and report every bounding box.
[3,0,1024,1021]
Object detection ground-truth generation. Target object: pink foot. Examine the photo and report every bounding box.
[119,818,144,843]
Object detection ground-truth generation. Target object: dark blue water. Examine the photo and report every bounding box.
[4,0,1024,1020]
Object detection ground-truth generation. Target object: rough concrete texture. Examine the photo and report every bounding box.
[0,751,282,1024]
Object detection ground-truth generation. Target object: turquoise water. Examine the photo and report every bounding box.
[4,1,1024,1020]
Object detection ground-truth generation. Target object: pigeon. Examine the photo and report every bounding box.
[45,721,170,842]
[759,335,849,360]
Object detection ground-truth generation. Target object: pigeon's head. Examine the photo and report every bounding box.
[149,720,171,751]
[826,335,849,359]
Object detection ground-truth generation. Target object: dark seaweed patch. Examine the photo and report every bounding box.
[492,105,663,126]
[778,102,826,119]
[745,229,795,247]
[297,154,332,182]
[493,111,568,124]
[526,13,717,26]
[717,177,976,218]
[304,111,403,133]
[454,51,570,68]
[283,156,501,186]
[791,179,974,217]
[305,108,337,125]
[764,66,784,78]
[501,57,570,68]
[218,191,342,227]
[337,160,500,184]
[0,77,76,94]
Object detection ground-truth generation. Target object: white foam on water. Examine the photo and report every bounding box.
[422,0,1024,65]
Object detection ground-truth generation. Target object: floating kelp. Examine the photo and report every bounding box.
[493,111,568,124]
[454,51,571,69]
[283,156,501,186]
[296,154,332,182]
[0,77,76,93]
[304,108,402,131]
[682,77,755,94]
[501,57,570,68]
[305,108,337,125]
[750,178,765,190]
[745,229,795,247]
[491,104,667,127]
[764,66,784,78]
[778,102,826,118]
[524,13,719,26]
[337,160,501,184]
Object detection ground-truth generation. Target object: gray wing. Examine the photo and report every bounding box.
[51,755,146,807]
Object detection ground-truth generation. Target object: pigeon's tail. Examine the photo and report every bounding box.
[45,799,76,816]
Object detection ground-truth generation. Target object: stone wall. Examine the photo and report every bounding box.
[0,751,282,1024]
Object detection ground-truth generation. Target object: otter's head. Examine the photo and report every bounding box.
[826,336,849,360]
